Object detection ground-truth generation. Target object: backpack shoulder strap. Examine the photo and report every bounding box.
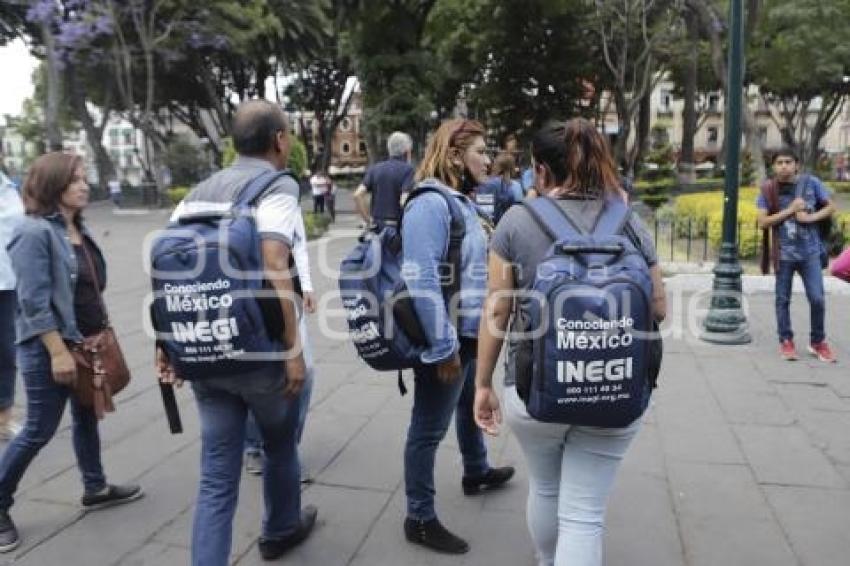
[404,183,466,246]
[234,169,294,208]
[522,196,585,242]
[591,198,631,237]
[760,178,779,214]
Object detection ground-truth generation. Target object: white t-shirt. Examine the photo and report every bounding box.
[310,174,332,197]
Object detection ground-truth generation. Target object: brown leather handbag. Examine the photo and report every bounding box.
[69,240,131,419]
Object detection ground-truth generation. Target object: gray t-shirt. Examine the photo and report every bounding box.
[489,197,658,387]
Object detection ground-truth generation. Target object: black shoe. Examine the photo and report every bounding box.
[404,517,469,554]
[0,510,18,553]
[461,466,515,495]
[258,505,318,560]
[81,484,144,511]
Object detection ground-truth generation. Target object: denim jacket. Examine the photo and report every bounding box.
[401,179,487,365]
[7,213,106,344]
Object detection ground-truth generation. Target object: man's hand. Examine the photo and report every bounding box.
[51,348,77,387]
[303,291,316,314]
[436,352,462,383]
[794,210,814,223]
[155,347,183,387]
[788,197,806,214]
[283,354,307,398]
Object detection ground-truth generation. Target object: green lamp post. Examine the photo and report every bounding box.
[700,0,751,344]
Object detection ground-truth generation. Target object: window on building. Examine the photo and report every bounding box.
[341,141,351,155]
[708,94,720,113]
[110,150,120,164]
[758,127,768,144]
[108,128,119,146]
[123,129,134,146]
[659,89,672,111]
[707,126,719,146]
[358,140,367,155]
[340,117,351,131]
[124,149,135,167]
[5,142,13,157]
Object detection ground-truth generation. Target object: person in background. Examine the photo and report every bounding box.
[353,132,416,229]
[309,169,329,215]
[474,119,666,566]
[324,173,337,222]
[107,177,122,208]
[473,152,524,225]
[757,147,837,363]
[1,153,143,553]
[0,175,24,441]
[244,210,316,477]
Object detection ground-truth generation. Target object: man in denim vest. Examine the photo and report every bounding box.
[756,148,837,362]
[157,100,316,565]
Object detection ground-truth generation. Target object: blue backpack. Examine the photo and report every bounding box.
[338,182,465,391]
[515,196,654,427]
[149,170,295,380]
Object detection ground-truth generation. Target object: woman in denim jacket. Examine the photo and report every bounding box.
[0,153,142,553]
[401,119,514,555]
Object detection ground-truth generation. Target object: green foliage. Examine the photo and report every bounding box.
[287,138,307,178]
[302,211,330,240]
[827,181,850,193]
[741,151,755,186]
[221,137,236,168]
[164,136,208,187]
[166,186,191,206]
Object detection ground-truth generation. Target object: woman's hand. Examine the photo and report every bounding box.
[473,386,502,436]
[51,348,77,387]
[436,352,462,383]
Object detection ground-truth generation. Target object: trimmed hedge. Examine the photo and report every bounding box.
[671,187,850,259]
[166,186,191,205]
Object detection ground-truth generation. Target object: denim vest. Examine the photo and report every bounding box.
[401,179,488,364]
[7,213,106,344]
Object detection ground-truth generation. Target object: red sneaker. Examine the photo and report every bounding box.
[808,341,837,363]
[780,339,797,361]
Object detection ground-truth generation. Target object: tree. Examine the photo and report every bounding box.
[344,0,438,157]
[426,0,595,144]
[591,0,685,176]
[750,0,850,169]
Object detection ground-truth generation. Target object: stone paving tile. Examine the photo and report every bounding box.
[666,461,798,566]
[734,424,846,488]
[763,485,850,566]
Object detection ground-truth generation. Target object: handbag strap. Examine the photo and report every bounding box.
[78,236,110,329]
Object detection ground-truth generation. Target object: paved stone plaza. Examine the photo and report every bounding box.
[2,197,849,566]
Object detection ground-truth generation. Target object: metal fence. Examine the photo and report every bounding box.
[646,216,849,266]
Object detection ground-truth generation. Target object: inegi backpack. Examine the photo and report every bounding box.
[514,196,654,427]
[338,181,465,391]
[149,170,295,380]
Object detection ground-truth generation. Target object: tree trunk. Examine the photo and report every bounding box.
[66,66,115,195]
[42,23,63,151]
[679,8,699,183]
[630,94,652,176]
[742,96,766,182]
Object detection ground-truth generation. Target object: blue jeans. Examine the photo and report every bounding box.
[505,387,640,566]
[0,338,106,510]
[0,291,16,410]
[191,370,301,566]
[245,317,314,453]
[404,338,488,521]
[775,255,826,344]
[245,368,313,453]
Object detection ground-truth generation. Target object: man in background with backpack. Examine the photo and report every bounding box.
[757,147,837,363]
[155,100,317,565]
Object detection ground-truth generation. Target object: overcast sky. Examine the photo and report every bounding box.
[0,39,37,117]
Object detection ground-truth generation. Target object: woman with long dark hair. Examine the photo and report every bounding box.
[473,119,666,566]
[0,153,142,553]
[400,119,514,554]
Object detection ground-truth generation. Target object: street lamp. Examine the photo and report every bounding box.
[700,0,751,344]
